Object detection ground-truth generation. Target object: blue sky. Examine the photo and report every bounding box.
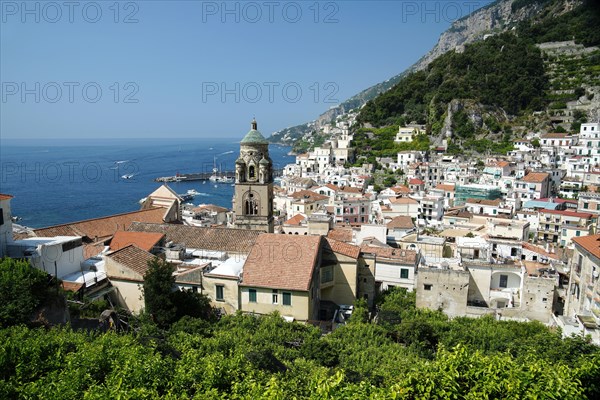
[0,0,494,139]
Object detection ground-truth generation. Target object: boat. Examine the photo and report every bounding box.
[187,189,200,196]
[209,156,234,183]
[121,174,134,179]
[178,193,194,202]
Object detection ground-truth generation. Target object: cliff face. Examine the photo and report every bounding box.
[412,0,542,71]
[269,0,584,144]
[270,0,549,143]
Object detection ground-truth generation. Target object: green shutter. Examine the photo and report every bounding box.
[283,292,291,306]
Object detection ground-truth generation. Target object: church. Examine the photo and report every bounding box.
[233,119,274,233]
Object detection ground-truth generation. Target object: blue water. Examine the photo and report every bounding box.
[0,138,291,228]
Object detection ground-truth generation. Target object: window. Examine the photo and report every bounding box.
[321,265,333,283]
[249,289,257,303]
[282,292,291,306]
[424,284,432,291]
[244,193,259,215]
[400,268,409,279]
[216,285,224,301]
[272,289,279,304]
[249,165,255,179]
[499,274,508,288]
[576,231,581,237]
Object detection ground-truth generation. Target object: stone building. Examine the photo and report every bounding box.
[233,119,274,233]
[416,262,557,323]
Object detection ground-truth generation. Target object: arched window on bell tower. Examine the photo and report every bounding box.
[244,192,259,215]
[249,165,256,180]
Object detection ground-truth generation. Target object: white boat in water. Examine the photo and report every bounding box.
[209,156,234,183]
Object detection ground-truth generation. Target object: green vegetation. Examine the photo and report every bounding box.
[0,288,599,398]
[143,258,215,328]
[353,1,599,157]
[511,0,553,12]
[351,126,430,163]
[358,33,547,129]
[0,258,54,328]
[519,0,600,47]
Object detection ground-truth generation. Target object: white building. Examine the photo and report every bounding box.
[0,194,14,258]
[7,236,87,279]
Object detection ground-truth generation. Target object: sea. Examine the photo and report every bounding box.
[0,138,292,228]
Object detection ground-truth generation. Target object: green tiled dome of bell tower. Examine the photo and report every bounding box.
[240,118,269,144]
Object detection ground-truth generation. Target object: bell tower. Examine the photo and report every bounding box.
[233,119,274,233]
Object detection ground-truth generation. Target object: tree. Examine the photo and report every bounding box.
[142,258,215,327]
[0,258,52,327]
[142,258,177,327]
[555,125,567,133]
[531,138,541,148]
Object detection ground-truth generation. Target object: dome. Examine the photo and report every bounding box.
[241,119,269,145]
[236,157,244,165]
[259,157,269,165]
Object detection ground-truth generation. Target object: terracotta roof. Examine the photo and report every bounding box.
[390,197,419,205]
[496,161,510,168]
[193,204,230,213]
[572,234,600,260]
[522,172,549,183]
[241,234,322,291]
[291,190,329,202]
[61,281,84,292]
[30,208,166,240]
[340,186,362,194]
[285,214,306,226]
[84,243,106,259]
[324,237,360,259]
[110,231,165,252]
[539,198,577,205]
[327,228,353,243]
[521,242,559,260]
[466,198,501,206]
[539,209,592,218]
[391,185,411,194]
[129,222,260,254]
[444,209,473,219]
[387,216,415,229]
[360,245,418,263]
[106,245,157,277]
[434,184,455,192]
[541,133,569,139]
[409,178,424,185]
[0,194,13,200]
[522,261,552,276]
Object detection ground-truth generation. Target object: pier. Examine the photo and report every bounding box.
[155,169,283,182]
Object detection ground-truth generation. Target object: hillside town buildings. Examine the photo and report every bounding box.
[4,120,600,341]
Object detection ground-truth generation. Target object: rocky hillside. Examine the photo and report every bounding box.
[269,0,568,145]
[356,0,599,156]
